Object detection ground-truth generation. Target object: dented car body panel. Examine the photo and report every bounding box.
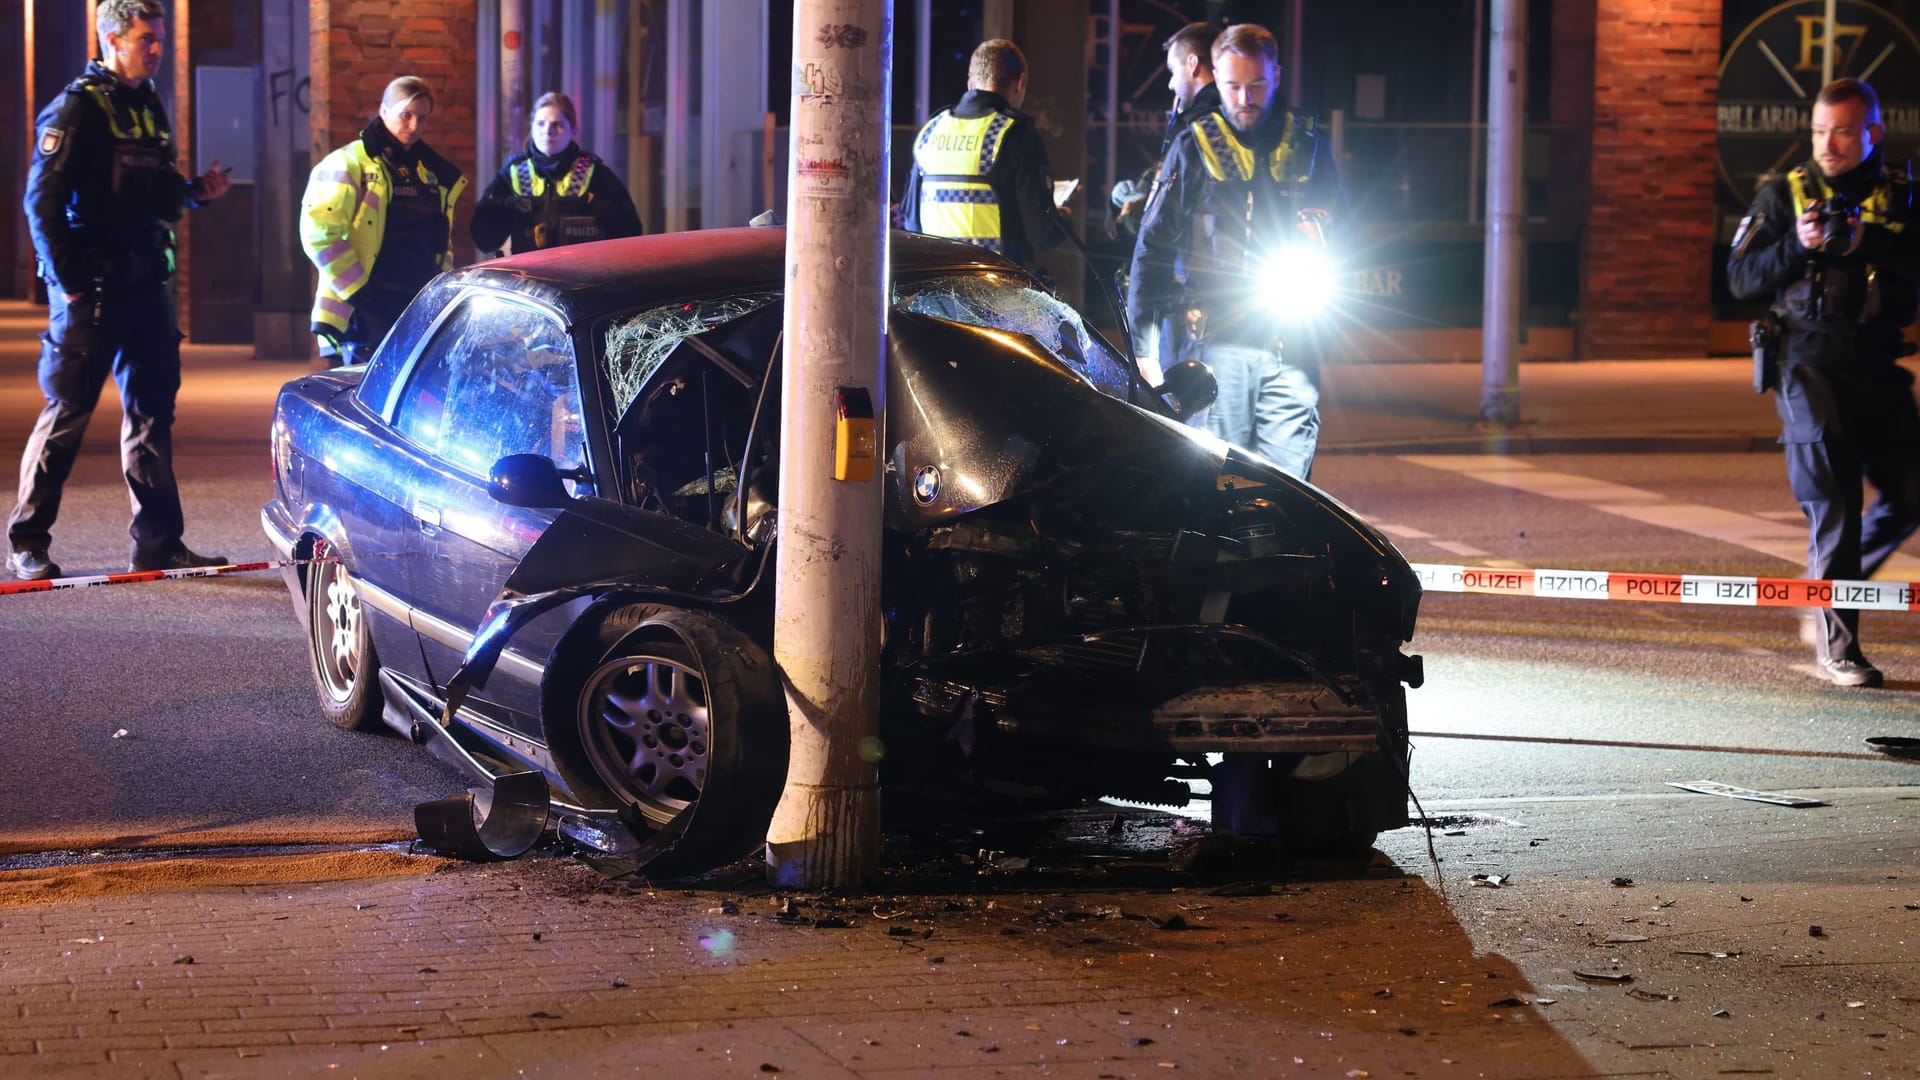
[265,228,1421,872]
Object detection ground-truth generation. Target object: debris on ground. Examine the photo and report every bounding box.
[1611,877,1635,887]
[1574,970,1634,983]
[1470,873,1507,888]
[1665,780,1828,808]
[110,728,130,739]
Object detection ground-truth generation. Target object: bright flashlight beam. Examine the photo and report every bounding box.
[1261,247,1338,321]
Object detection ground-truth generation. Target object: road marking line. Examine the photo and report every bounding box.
[1399,455,1920,577]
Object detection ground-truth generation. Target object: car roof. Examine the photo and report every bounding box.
[441,227,1028,324]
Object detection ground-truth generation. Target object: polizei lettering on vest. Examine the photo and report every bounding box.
[929,133,982,153]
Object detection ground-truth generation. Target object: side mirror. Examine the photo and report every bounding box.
[1155,359,1218,421]
[488,454,574,509]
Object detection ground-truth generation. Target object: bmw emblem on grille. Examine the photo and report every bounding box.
[912,465,941,505]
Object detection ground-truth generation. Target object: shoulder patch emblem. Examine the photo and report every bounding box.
[38,128,64,156]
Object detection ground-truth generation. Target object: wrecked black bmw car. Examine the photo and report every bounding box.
[263,228,1422,872]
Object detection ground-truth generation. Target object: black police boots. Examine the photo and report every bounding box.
[129,541,229,573]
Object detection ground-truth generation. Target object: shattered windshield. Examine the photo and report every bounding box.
[894,273,1145,403]
[602,293,777,409]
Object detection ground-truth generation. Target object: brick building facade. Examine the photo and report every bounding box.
[1578,0,1723,359]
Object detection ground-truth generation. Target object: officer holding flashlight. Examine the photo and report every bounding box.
[1125,23,1345,481]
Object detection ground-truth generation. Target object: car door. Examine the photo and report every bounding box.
[385,290,593,738]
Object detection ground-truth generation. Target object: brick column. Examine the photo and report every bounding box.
[310,0,478,266]
[1577,1,1721,359]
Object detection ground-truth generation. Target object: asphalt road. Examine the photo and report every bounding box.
[0,327,469,855]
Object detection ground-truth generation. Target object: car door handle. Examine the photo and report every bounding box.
[416,502,442,536]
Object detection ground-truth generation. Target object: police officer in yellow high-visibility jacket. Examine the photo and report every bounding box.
[301,76,466,367]
[900,39,1066,269]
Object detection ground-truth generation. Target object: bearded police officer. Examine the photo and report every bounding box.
[471,90,643,256]
[1126,23,1347,481]
[900,39,1067,269]
[9,0,233,581]
[1728,77,1920,688]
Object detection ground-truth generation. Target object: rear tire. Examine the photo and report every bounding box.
[305,544,384,732]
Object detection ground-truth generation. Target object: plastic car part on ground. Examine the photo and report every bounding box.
[414,771,551,860]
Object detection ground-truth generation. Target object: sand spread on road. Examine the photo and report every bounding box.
[0,848,450,907]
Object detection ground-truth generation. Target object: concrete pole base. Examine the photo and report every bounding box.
[765,783,881,889]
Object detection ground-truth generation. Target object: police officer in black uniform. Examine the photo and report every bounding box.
[9,0,232,581]
[471,90,644,256]
[1126,23,1346,481]
[1728,77,1920,687]
[899,38,1067,271]
[1110,22,1222,239]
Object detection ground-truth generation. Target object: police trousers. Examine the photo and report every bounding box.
[1196,341,1320,481]
[7,281,185,552]
[1773,348,1920,662]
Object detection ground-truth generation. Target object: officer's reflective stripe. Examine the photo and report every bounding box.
[331,261,365,292]
[363,188,384,214]
[511,156,597,198]
[316,239,353,265]
[927,188,998,204]
[81,85,163,142]
[1788,164,1907,233]
[316,296,354,321]
[1192,112,1315,186]
[1194,115,1256,182]
[312,168,351,186]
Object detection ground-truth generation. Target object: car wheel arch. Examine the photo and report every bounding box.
[539,596,786,824]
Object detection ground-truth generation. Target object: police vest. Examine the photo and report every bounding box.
[300,139,466,334]
[508,154,604,251]
[1786,163,1908,234]
[912,109,1018,252]
[1185,111,1320,282]
[76,77,178,274]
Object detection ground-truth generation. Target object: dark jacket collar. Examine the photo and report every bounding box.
[954,88,1021,119]
[81,59,151,97]
[1174,82,1221,129]
[361,118,463,184]
[1818,147,1885,200]
[527,140,585,174]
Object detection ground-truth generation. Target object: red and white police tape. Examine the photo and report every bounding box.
[4,557,1914,613]
[0,560,293,597]
[1410,563,1920,611]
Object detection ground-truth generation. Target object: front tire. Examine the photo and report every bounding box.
[549,605,786,836]
[305,543,384,732]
